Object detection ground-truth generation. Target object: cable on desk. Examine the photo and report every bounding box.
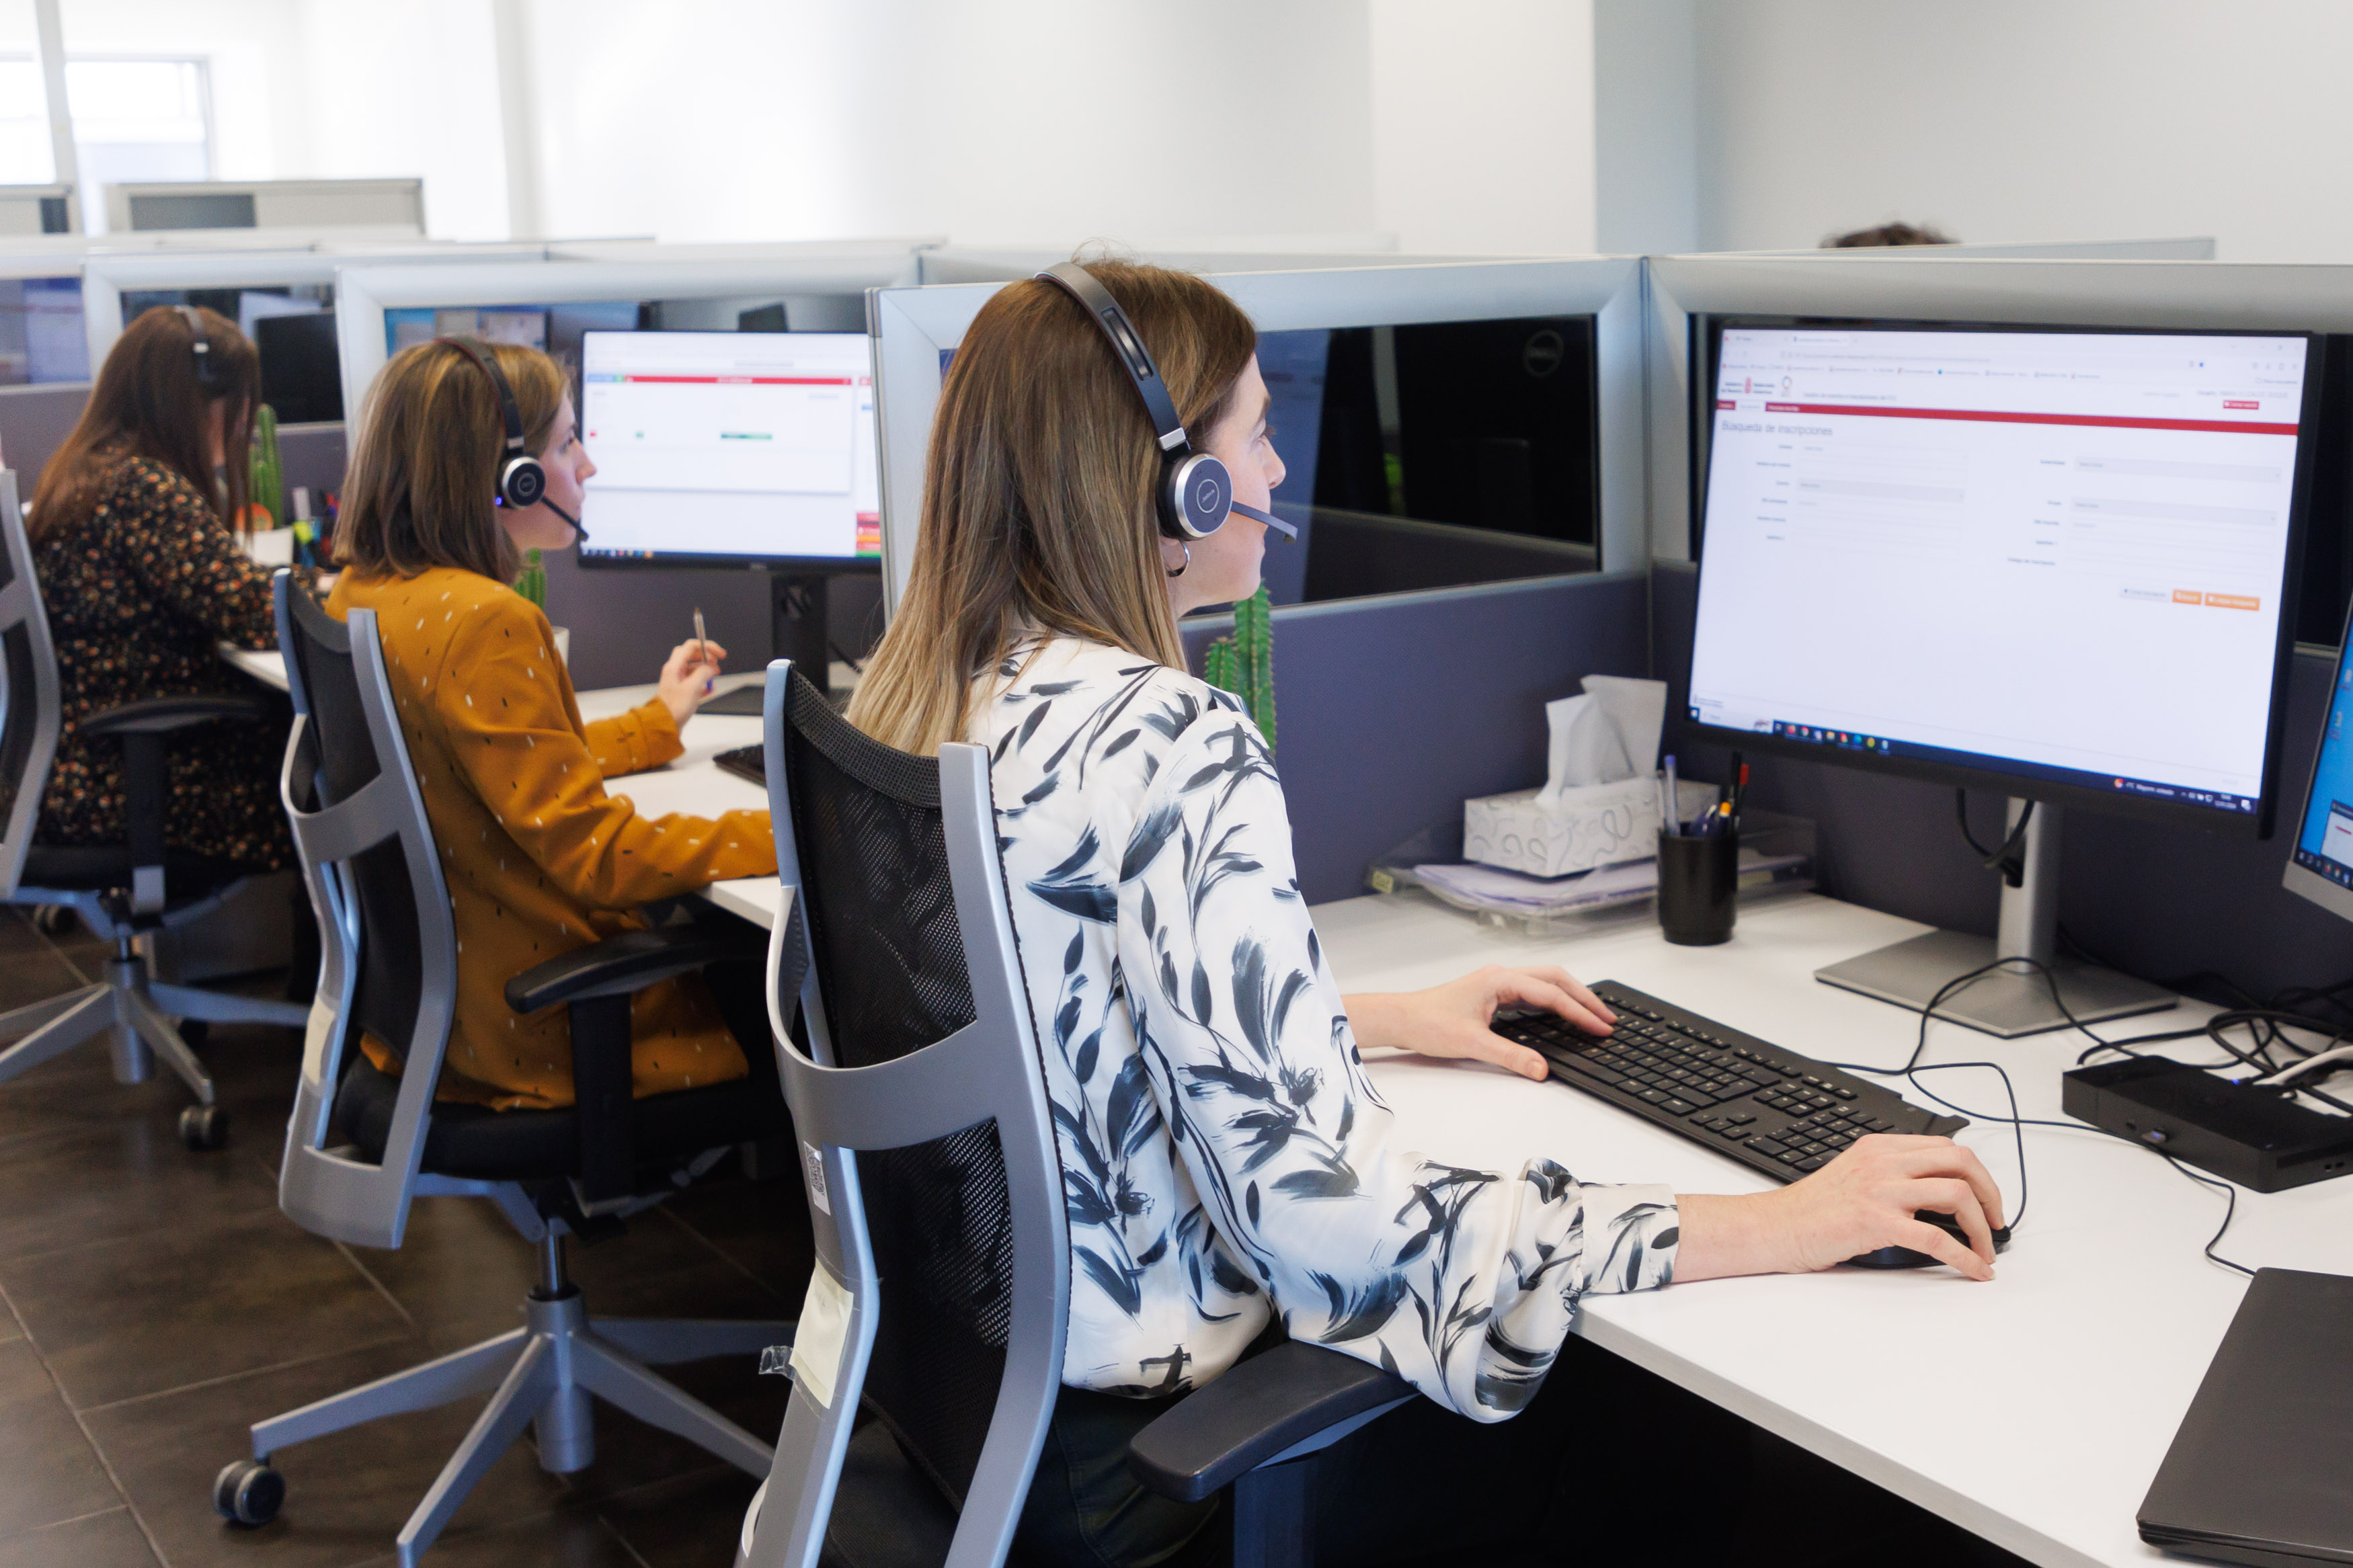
[2161,1155,2256,1277]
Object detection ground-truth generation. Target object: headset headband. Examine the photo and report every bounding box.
[446,337,530,461]
[1036,262,1194,457]
[175,304,223,393]
[443,336,551,514]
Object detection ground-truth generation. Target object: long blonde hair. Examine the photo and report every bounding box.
[846,260,1257,755]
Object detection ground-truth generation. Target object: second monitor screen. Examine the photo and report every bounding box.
[575,330,879,567]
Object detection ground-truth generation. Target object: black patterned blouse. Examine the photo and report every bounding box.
[32,455,305,870]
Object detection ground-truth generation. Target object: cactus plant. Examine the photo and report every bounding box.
[1201,585,1275,751]
[246,403,284,533]
[515,548,547,609]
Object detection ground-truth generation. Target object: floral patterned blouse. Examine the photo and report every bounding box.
[32,455,303,870]
[973,636,1680,1421]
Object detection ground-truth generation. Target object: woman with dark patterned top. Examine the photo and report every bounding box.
[846,260,2010,1566]
[26,305,319,872]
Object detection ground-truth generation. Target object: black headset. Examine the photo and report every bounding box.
[1033,262,1294,544]
[444,337,583,536]
[175,305,226,395]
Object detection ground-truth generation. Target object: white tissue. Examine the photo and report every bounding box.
[1534,675,1668,805]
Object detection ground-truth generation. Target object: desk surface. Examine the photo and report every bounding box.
[571,682,2353,1566]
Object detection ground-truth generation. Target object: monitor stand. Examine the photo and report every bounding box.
[699,569,859,717]
[1813,800,2176,1038]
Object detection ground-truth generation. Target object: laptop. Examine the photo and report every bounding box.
[2141,1269,2353,1566]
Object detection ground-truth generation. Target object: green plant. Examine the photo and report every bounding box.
[1201,584,1275,751]
[247,403,283,531]
[515,547,546,609]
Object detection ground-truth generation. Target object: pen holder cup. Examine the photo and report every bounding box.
[1657,829,1739,946]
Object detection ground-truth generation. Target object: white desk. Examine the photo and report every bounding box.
[218,643,287,691]
[501,682,2353,1565]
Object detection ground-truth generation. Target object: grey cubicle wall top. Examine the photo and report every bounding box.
[869,256,1646,613]
[333,246,929,440]
[1713,236,2217,261]
[914,244,1471,286]
[105,178,425,236]
[1645,253,2353,565]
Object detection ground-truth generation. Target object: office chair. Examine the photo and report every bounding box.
[735,661,1414,1568]
[0,469,308,1149]
[215,574,794,1566]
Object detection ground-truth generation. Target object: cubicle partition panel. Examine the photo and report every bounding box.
[1712,237,2218,261]
[0,382,91,497]
[1181,569,1650,904]
[871,255,1648,615]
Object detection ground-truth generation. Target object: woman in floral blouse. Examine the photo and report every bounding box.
[846,260,2008,1565]
[28,304,317,873]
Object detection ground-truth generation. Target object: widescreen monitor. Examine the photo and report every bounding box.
[573,329,879,568]
[1688,322,2319,835]
[2283,604,2353,921]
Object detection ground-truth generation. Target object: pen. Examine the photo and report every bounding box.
[1663,754,1679,835]
[1657,766,1671,838]
[692,608,714,695]
[1732,761,1751,829]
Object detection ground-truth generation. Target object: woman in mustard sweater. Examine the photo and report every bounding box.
[328,337,776,1109]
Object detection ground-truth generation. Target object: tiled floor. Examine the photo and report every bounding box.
[0,908,809,1568]
[0,904,2033,1568]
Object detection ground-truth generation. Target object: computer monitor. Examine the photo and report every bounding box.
[0,276,88,384]
[255,311,344,424]
[1689,320,2321,1033]
[2282,609,2353,923]
[573,329,879,569]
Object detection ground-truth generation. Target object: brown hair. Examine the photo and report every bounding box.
[846,259,1257,755]
[28,304,259,542]
[1823,221,1956,248]
[333,337,567,585]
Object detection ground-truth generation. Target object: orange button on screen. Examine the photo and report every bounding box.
[2173,589,2202,605]
[2204,593,2261,610]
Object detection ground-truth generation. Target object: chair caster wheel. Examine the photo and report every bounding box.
[213,1459,282,1526]
[178,1019,210,1051]
[180,1104,228,1151]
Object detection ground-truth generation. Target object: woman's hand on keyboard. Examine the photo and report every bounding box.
[1344,964,1617,1082]
[1677,1135,2004,1281]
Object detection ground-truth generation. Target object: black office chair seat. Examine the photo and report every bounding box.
[21,843,254,899]
[335,1057,785,1187]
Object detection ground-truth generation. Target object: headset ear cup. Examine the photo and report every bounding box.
[1164,451,1232,540]
[500,454,547,510]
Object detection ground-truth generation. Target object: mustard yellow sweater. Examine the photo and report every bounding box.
[329,567,776,1109]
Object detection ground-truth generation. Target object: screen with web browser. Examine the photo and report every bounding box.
[1688,323,2318,829]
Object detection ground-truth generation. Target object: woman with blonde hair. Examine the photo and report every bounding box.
[849,259,2007,1563]
[327,336,774,1110]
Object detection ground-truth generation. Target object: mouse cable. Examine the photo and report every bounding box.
[1955,789,2034,882]
[2161,1155,2256,1277]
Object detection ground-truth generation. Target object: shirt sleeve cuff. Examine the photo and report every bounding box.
[1577,1184,1680,1295]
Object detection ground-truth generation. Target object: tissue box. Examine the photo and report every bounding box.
[1465,778,1720,879]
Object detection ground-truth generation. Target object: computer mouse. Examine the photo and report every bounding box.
[1843,1210,2013,1270]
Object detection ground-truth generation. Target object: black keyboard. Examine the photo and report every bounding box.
[715,744,765,786]
[1497,981,1967,1186]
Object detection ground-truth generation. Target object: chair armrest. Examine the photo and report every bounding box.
[79,693,272,736]
[505,925,767,1014]
[1127,1341,1416,1503]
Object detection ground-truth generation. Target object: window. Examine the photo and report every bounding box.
[69,58,212,194]
[0,58,56,185]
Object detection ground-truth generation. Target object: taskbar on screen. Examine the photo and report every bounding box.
[1709,714,2258,818]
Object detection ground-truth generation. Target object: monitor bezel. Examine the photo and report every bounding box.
[572,325,882,574]
[2282,593,2353,920]
[1686,314,2325,841]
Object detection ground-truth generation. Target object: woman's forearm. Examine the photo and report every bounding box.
[1669,1192,1794,1282]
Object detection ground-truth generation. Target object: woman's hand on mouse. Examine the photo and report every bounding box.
[657,638,726,727]
[1343,964,1616,1082]
[1674,1134,2005,1282]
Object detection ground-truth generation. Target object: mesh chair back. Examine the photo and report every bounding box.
[274,573,460,1249]
[743,662,1068,1568]
[0,474,61,903]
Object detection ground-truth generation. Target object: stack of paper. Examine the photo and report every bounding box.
[1412,848,1808,920]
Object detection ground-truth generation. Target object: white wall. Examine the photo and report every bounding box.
[53,0,307,189]
[1692,0,2353,261]
[1367,0,1597,255]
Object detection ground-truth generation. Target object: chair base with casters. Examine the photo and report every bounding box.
[0,848,308,1150]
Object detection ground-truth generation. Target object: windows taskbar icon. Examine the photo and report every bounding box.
[1772,721,1889,754]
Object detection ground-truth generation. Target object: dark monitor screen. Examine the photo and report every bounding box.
[255,311,342,423]
[1689,319,2320,835]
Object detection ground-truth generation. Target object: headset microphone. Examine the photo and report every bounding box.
[1035,263,1292,545]
[543,497,586,540]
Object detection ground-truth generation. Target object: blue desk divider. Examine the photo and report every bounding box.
[1185,570,1650,905]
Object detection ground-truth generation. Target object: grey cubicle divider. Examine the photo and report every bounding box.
[0,382,91,497]
[1182,568,1648,905]
[273,423,347,502]
[1650,561,2353,1006]
[536,549,885,694]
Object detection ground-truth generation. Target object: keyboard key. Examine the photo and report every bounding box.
[1716,1124,1751,1139]
[1728,1112,1756,1125]
[1662,1097,1698,1115]
[1638,1089,1668,1105]
[1746,1138,1788,1158]
[1832,1087,1858,1100]
[1795,1155,1831,1172]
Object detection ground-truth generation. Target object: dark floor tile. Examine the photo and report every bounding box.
[594,1467,760,1568]
[2,1207,411,1411]
[565,1208,795,1325]
[660,1172,815,1299]
[0,1340,124,1537]
[340,1199,541,1356]
[546,1350,787,1507]
[83,1338,579,1568]
[0,998,298,1158]
[0,945,92,1018]
[0,1508,158,1568]
[0,1117,281,1264]
[347,1509,635,1568]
